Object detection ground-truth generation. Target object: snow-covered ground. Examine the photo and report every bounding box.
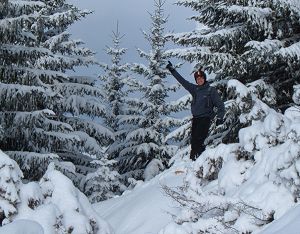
[258,204,300,234]
[0,219,43,234]
[94,160,300,234]
[1,158,300,234]
[93,161,189,234]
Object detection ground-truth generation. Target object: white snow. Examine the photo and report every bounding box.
[0,154,113,234]
[93,161,189,234]
[259,204,300,234]
[0,219,44,234]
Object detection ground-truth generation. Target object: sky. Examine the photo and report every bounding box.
[68,0,195,78]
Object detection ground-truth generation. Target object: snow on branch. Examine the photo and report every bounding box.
[126,128,160,142]
[53,82,104,98]
[73,131,106,156]
[274,0,300,14]
[166,94,191,112]
[131,63,150,76]
[65,117,115,143]
[293,85,300,105]
[277,41,300,60]
[118,114,147,126]
[63,95,107,117]
[245,39,283,53]
[0,83,59,111]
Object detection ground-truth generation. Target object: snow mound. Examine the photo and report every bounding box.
[13,162,113,234]
[0,219,43,234]
[94,160,190,234]
[0,151,113,234]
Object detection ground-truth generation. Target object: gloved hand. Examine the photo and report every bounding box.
[216,118,223,126]
[166,61,175,71]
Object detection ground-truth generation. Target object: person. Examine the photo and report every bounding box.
[166,61,225,160]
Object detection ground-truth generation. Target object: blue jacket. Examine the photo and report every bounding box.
[170,69,225,120]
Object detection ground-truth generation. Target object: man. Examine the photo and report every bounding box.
[166,61,225,160]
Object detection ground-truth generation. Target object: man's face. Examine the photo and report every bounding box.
[196,75,205,86]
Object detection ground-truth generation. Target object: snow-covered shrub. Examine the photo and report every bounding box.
[13,163,113,234]
[0,219,43,234]
[0,150,23,225]
[51,160,84,188]
[161,101,300,233]
[81,157,126,202]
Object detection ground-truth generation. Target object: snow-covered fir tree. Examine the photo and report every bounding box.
[117,0,187,179]
[98,24,133,161]
[34,0,117,180]
[99,24,129,133]
[80,156,126,202]
[167,0,300,145]
[77,24,131,198]
[0,0,113,184]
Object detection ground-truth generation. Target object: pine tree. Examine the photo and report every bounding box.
[80,156,126,202]
[70,24,133,195]
[98,24,131,160]
[168,0,300,144]
[117,0,187,179]
[0,0,112,181]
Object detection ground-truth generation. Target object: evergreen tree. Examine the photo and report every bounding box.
[81,156,126,202]
[117,0,187,179]
[0,0,112,182]
[98,24,131,159]
[168,0,300,144]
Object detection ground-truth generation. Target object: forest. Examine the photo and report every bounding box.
[0,0,300,233]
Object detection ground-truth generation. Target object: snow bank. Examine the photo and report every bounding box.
[13,162,113,234]
[94,160,189,234]
[0,219,43,234]
[0,151,113,234]
[259,204,300,234]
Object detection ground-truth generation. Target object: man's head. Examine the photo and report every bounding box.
[194,70,206,86]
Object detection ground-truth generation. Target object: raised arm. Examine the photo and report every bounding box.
[166,61,195,95]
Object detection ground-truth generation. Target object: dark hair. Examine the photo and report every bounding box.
[193,70,207,82]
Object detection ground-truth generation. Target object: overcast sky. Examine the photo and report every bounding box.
[68,0,195,77]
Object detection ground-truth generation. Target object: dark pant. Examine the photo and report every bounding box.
[190,116,211,160]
